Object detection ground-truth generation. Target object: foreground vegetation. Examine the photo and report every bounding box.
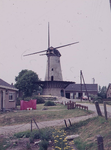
[64,116,111,150]
[0,128,74,150]
[1,116,111,150]
[0,103,92,126]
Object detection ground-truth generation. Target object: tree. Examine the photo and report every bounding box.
[15,69,40,97]
[98,86,107,99]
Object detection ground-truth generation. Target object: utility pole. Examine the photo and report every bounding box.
[80,70,89,100]
[80,70,82,101]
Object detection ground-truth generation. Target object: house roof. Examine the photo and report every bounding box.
[106,83,111,93]
[65,84,98,92]
[0,78,18,91]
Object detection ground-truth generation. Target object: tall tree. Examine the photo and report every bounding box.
[98,86,107,99]
[15,69,40,97]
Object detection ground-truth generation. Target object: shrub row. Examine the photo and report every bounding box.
[16,95,45,106]
[44,101,56,106]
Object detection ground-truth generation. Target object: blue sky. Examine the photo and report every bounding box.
[0,0,111,87]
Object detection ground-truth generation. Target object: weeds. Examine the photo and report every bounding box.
[52,129,73,150]
[14,128,53,149]
[14,130,31,138]
[0,136,10,150]
[26,142,31,150]
[14,127,75,150]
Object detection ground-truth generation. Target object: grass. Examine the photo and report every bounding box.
[64,116,111,150]
[0,103,92,126]
[0,135,10,150]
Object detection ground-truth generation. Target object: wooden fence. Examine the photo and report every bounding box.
[65,101,88,110]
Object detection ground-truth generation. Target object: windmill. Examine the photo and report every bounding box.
[24,23,79,82]
[24,23,79,96]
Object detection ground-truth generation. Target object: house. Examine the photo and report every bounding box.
[0,78,18,111]
[106,83,111,98]
[65,84,98,99]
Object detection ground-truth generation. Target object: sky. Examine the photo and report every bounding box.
[0,0,111,87]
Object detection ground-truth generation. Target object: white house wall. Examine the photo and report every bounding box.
[0,89,17,110]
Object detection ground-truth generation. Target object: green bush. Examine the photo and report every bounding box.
[39,140,49,150]
[16,96,45,106]
[106,101,111,105]
[44,101,56,106]
[92,96,104,104]
[32,96,45,104]
[30,130,40,143]
[40,128,53,141]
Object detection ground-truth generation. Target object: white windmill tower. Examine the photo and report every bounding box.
[24,23,79,96]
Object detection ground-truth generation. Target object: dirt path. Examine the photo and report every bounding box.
[0,112,97,136]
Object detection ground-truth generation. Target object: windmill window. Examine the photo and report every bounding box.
[52,68,53,71]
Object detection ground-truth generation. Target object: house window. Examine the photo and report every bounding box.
[9,93,14,101]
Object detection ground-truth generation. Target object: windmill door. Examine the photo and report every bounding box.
[61,90,64,97]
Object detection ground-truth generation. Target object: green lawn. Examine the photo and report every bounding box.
[0,103,92,126]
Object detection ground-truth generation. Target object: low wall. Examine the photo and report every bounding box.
[38,95,57,101]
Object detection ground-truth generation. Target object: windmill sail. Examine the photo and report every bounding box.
[24,23,79,82]
[48,22,50,48]
[55,42,79,49]
[23,49,47,56]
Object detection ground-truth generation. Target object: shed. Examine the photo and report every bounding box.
[65,84,98,99]
[0,78,18,111]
